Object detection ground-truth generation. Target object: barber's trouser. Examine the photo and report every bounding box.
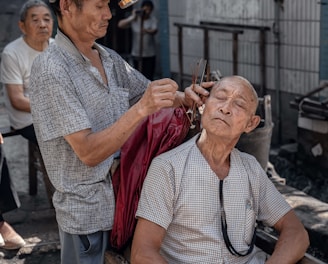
[0,145,20,216]
[59,226,109,264]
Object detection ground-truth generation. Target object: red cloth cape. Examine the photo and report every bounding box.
[110,107,190,250]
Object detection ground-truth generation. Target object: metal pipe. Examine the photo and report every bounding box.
[158,0,170,78]
[177,25,183,88]
[232,33,238,75]
[273,0,282,144]
[259,30,267,97]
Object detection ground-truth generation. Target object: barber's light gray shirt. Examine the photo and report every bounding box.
[137,135,291,264]
[30,30,149,234]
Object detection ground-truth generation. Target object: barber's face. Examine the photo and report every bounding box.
[71,0,112,40]
[201,78,260,140]
[19,6,53,43]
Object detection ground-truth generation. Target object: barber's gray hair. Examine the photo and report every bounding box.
[49,0,83,19]
[19,0,51,22]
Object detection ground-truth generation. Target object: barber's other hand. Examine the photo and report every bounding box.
[136,78,179,117]
[184,81,214,108]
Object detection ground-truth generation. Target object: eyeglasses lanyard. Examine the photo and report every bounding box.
[219,180,257,257]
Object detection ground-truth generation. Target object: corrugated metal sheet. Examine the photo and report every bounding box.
[168,0,322,95]
[320,0,328,81]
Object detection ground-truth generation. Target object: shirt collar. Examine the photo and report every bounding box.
[55,29,111,62]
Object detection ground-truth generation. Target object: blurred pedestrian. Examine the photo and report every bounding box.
[0,133,25,250]
[118,0,157,80]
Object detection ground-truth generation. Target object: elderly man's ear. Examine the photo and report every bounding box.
[244,115,261,133]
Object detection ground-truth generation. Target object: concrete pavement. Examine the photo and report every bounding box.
[0,110,327,263]
[0,132,60,264]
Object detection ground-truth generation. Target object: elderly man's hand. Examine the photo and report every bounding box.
[184,81,214,108]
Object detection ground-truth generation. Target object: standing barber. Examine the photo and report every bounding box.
[29,0,210,263]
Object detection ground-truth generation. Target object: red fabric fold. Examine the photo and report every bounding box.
[110,107,190,250]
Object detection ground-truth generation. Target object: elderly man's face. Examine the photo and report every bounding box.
[201,77,260,141]
[68,0,112,41]
[19,6,53,43]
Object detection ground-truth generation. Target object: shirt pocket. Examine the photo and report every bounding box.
[244,198,257,245]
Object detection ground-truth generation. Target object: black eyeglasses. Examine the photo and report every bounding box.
[219,179,257,257]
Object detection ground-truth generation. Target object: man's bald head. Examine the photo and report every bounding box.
[211,76,259,115]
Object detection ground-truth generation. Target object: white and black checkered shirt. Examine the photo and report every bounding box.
[136,135,291,263]
[30,30,149,234]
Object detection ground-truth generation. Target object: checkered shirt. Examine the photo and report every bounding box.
[30,30,149,234]
[136,135,291,263]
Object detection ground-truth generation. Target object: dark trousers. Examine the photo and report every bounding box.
[133,56,156,81]
[59,226,109,264]
[15,124,38,147]
[0,145,20,217]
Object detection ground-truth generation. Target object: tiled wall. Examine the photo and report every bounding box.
[168,0,321,93]
[166,0,323,144]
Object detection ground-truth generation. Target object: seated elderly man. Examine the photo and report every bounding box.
[131,76,309,264]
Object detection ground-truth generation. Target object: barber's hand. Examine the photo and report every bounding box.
[184,81,214,107]
[137,78,179,117]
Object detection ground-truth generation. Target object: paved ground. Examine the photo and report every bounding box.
[1,120,326,261]
[0,118,328,263]
[0,114,60,264]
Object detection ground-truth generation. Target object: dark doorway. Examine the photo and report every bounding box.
[97,0,133,61]
[97,0,171,78]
